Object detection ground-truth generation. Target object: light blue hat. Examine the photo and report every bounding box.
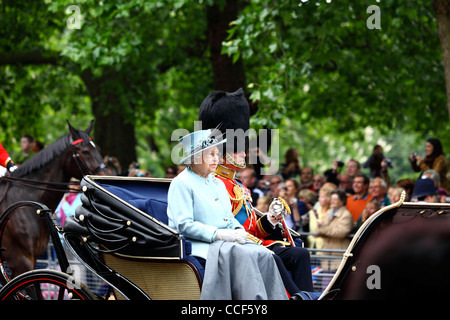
[179,129,226,164]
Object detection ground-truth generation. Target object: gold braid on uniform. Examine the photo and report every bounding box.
[231,184,245,216]
[233,182,256,230]
[277,197,291,215]
[225,153,246,169]
[215,164,254,227]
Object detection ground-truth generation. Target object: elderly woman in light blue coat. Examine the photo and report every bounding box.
[167,129,287,300]
[168,129,247,259]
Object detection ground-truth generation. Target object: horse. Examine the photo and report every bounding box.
[0,120,111,282]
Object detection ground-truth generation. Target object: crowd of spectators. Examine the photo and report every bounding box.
[230,138,450,256]
[101,137,450,255]
[7,132,448,275]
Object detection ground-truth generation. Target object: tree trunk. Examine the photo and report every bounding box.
[433,0,450,123]
[206,0,247,92]
[81,69,137,170]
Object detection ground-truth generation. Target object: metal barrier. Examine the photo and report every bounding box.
[307,248,344,292]
[35,240,109,298]
[34,241,344,296]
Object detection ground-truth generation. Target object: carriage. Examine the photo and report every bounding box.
[0,174,450,300]
[0,175,203,300]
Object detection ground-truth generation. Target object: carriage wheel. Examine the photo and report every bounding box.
[0,269,96,300]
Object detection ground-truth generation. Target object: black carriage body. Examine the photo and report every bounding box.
[321,198,450,300]
[76,176,184,258]
[64,175,203,300]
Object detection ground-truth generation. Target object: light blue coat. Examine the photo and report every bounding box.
[167,167,244,259]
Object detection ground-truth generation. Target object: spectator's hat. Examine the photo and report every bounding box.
[412,178,437,199]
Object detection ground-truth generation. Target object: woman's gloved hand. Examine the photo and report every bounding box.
[215,228,247,244]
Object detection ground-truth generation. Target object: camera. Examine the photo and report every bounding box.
[337,161,344,168]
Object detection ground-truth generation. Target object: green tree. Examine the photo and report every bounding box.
[218,0,450,180]
[224,1,448,139]
[1,0,448,179]
[0,0,209,168]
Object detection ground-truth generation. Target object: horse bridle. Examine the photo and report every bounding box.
[71,138,107,176]
[0,137,107,198]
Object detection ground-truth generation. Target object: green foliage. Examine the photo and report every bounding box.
[0,0,449,178]
[0,64,91,151]
[224,0,448,142]
[223,0,449,180]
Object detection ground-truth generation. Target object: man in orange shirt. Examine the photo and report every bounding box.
[346,173,373,223]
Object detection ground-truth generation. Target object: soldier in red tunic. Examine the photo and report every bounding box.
[199,88,314,297]
[0,140,17,173]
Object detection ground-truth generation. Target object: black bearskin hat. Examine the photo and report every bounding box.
[199,88,250,153]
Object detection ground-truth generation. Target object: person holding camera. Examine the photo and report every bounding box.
[279,147,301,180]
[409,138,449,191]
[127,161,151,178]
[104,155,122,175]
[363,145,393,179]
[324,159,345,186]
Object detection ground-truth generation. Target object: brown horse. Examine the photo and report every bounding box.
[0,121,110,282]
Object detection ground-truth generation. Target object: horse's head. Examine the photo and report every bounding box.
[65,120,112,178]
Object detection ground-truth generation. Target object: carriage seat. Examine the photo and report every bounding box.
[92,182,203,271]
[101,184,171,225]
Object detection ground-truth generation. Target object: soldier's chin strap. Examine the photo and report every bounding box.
[225,153,246,169]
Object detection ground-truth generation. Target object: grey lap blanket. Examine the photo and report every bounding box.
[200,240,288,300]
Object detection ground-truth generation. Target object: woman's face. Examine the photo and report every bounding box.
[199,146,220,175]
[365,203,378,216]
[285,180,298,198]
[318,191,331,207]
[389,188,401,203]
[425,142,434,156]
[330,194,343,209]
